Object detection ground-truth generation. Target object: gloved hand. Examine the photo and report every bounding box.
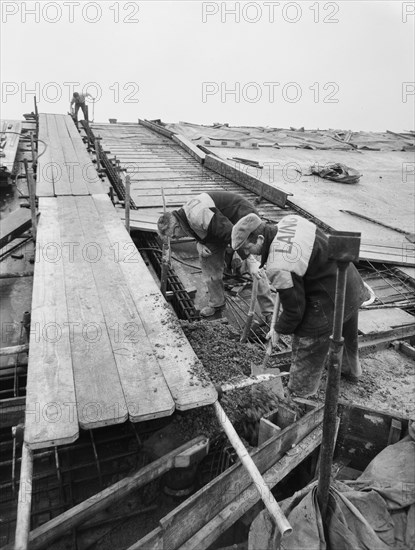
[196,242,212,258]
[245,255,264,280]
[265,329,280,347]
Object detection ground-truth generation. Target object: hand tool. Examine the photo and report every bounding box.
[340,209,415,242]
[261,293,281,369]
[240,277,259,343]
[317,230,361,520]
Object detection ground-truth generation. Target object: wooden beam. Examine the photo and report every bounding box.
[138,119,176,139]
[204,155,290,208]
[6,437,207,550]
[172,134,206,163]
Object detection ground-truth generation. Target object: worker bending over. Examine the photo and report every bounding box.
[157,191,274,318]
[231,213,367,397]
[70,92,94,125]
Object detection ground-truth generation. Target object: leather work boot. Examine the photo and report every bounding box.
[200,305,225,318]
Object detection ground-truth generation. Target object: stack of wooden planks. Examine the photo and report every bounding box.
[25,115,217,450]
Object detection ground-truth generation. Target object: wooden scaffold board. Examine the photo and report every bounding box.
[25,193,216,449]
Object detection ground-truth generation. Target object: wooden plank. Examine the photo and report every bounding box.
[204,155,290,208]
[93,194,217,410]
[138,119,176,138]
[157,404,324,549]
[58,196,127,429]
[172,134,206,163]
[36,115,55,197]
[15,437,207,550]
[116,211,158,233]
[25,197,79,449]
[0,209,32,249]
[0,119,21,176]
[258,418,281,446]
[63,115,105,195]
[75,195,175,422]
[358,308,415,334]
[54,115,89,196]
[45,114,72,196]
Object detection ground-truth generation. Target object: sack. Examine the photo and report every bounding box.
[310,163,361,184]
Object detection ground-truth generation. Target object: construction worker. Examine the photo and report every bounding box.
[157,191,274,318]
[70,92,94,124]
[231,213,367,397]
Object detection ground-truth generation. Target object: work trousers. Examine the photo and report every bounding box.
[287,309,361,397]
[74,102,89,122]
[199,244,274,316]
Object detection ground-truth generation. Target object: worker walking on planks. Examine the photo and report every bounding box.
[157,191,274,318]
[70,92,94,126]
[231,213,368,396]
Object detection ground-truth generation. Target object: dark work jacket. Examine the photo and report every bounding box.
[174,191,258,247]
[260,216,366,337]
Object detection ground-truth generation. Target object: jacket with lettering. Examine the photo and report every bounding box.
[174,191,258,246]
[261,215,366,337]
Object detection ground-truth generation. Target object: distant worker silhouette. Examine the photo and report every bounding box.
[70,92,94,126]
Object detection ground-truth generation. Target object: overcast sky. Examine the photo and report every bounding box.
[1,1,414,131]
